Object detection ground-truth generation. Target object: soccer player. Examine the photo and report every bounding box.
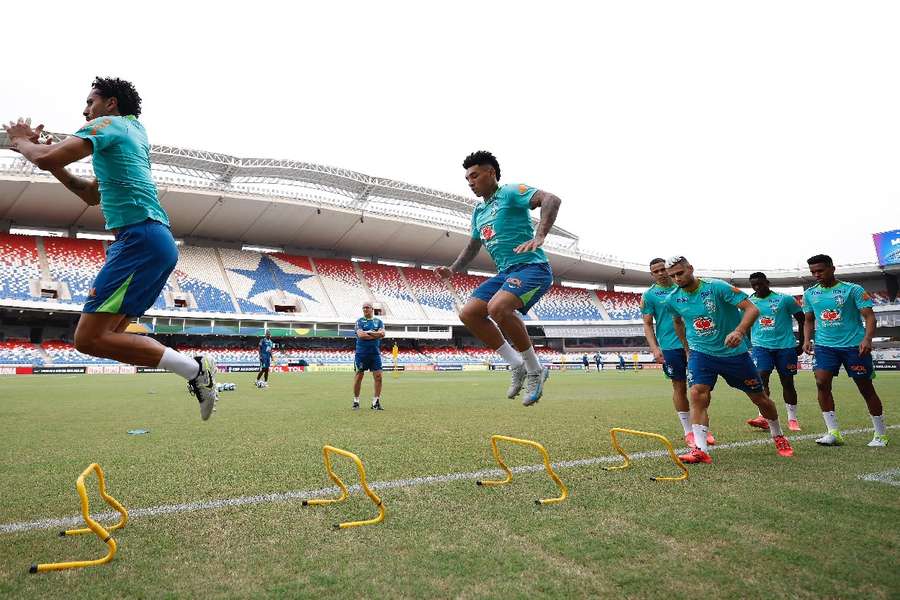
[435,151,561,406]
[593,352,602,372]
[2,77,217,419]
[802,254,888,447]
[353,302,385,410]
[582,353,590,373]
[745,272,805,431]
[664,257,793,463]
[641,257,715,448]
[256,332,274,388]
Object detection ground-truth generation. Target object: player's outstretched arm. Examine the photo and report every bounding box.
[515,190,561,254]
[726,299,758,348]
[436,237,483,278]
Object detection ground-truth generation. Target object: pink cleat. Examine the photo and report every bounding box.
[678,448,713,464]
[746,416,769,430]
[788,419,801,432]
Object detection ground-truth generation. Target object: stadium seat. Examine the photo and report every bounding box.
[0,339,44,365]
[531,285,604,321]
[402,267,459,319]
[595,290,642,320]
[43,237,105,303]
[312,258,370,320]
[358,262,424,319]
[0,233,40,301]
[171,246,236,313]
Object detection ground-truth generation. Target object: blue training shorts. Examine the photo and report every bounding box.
[751,346,798,378]
[355,353,383,372]
[83,219,178,317]
[662,348,687,382]
[813,345,874,379]
[259,356,271,370]
[687,350,763,393]
[471,262,553,315]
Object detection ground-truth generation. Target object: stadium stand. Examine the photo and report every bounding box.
[269,253,336,318]
[312,258,369,319]
[0,339,44,365]
[41,340,117,365]
[449,273,489,306]
[171,246,236,313]
[402,267,459,319]
[220,248,278,314]
[420,344,476,363]
[0,233,40,301]
[358,262,424,319]
[871,291,897,305]
[595,290,642,320]
[43,237,105,304]
[531,285,604,321]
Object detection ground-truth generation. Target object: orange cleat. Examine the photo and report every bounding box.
[788,419,801,432]
[774,435,794,457]
[746,416,769,430]
[684,431,697,449]
[706,432,717,446]
[678,448,712,464]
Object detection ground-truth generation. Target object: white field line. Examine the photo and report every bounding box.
[2,425,895,536]
[858,468,900,487]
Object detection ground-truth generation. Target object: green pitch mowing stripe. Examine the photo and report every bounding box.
[2,425,894,536]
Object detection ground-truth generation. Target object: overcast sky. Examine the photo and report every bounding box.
[3,1,898,271]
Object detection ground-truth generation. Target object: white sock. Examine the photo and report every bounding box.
[871,414,886,436]
[786,404,798,421]
[822,411,840,432]
[677,412,691,435]
[354,397,359,403]
[692,424,709,452]
[521,346,542,374]
[157,348,201,380]
[767,419,783,437]
[496,342,525,368]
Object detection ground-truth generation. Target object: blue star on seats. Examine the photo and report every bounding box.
[229,255,318,303]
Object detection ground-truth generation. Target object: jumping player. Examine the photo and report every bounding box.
[353,302,385,410]
[641,258,715,448]
[745,272,805,431]
[664,257,793,463]
[437,151,561,406]
[256,332,274,388]
[802,255,888,447]
[3,78,217,419]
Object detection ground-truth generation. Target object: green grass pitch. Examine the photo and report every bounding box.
[1,370,898,598]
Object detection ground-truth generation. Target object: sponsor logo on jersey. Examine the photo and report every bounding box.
[759,316,775,328]
[693,316,715,332]
[480,224,495,241]
[518,184,528,194]
[821,309,840,322]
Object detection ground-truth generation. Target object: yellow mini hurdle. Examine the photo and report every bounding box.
[602,428,689,482]
[302,445,385,529]
[476,435,568,505]
[30,463,128,573]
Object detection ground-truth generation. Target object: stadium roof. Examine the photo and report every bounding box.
[0,131,889,288]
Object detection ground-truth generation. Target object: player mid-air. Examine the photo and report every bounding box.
[3,77,217,419]
[436,151,561,406]
[256,332,274,388]
[664,257,794,463]
[353,302,385,411]
[641,258,715,448]
[745,272,805,432]
[802,255,888,447]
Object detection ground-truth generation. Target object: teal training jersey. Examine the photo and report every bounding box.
[666,278,750,357]
[259,338,274,358]
[355,317,384,355]
[802,281,873,348]
[749,292,801,350]
[641,283,682,350]
[470,183,548,272]
[73,115,170,230]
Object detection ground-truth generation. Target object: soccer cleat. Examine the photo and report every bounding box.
[706,432,717,446]
[684,431,696,449]
[867,434,888,447]
[352,401,360,410]
[677,448,712,464]
[815,430,845,446]
[187,355,218,421]
[371,400,383,411]
[522,367,549,407]
[788,419,801,432]
[746,416,769,430]
[773,435,794,457]
[507,364,527,398]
